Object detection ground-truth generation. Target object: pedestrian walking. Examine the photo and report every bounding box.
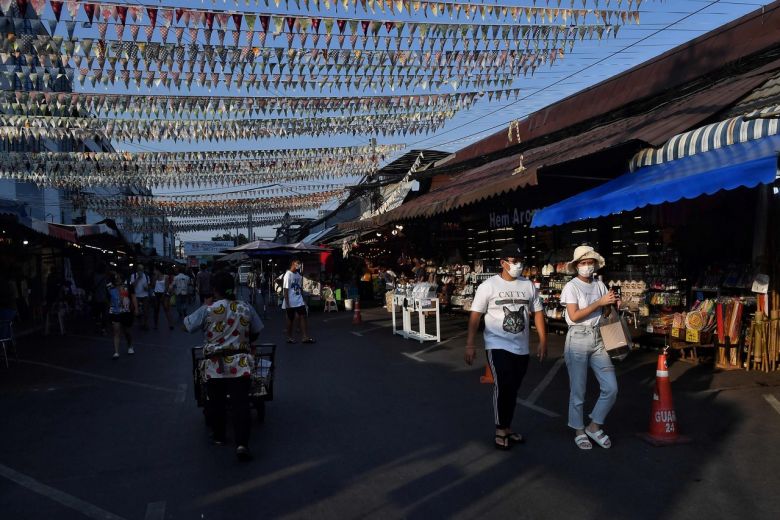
[91,263,109,335]
[130,264,151,330]
[464,243,547,450]
[107,271,134,359]
[152,267,174,331]
[282,259,314,344]
[171,266,191,321]
[43,269,66,336]
[196,264,212,305]
[560,245,619,450]
[184,271,264,461]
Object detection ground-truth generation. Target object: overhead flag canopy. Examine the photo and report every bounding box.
[0,0,653,233]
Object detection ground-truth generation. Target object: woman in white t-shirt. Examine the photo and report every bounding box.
[560,246,618,450]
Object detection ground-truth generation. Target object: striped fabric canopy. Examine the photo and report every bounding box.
[629,104,780,171]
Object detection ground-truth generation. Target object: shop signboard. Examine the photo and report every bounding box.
[183,240,233,256]
[488,208,538,229]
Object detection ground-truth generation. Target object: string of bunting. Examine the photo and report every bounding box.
[124,214,302,234]
[0,144,404,162]
[3,2,636,49]
[8,1,646,26]
[2,35,569,74]
[0,17,623,54]
[0,110,456,141]
[0,63,527,92]
[0,146,400,188]
[75,183,352,206]
[0,89,504,118]
[75,190,345,218]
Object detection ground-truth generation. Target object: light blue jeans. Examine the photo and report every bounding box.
[564,325,618,430]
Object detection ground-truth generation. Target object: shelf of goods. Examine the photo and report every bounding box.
[449,271,496,311]
[664,297,760,370]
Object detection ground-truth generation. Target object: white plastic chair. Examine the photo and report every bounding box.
[322,287,338,312]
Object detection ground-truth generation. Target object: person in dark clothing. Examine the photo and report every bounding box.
[92,263,109,335]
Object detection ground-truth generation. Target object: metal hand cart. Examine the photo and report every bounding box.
[191,343,276,423]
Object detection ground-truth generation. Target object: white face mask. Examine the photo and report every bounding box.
[506,262,523,278]
[577,264,596,278]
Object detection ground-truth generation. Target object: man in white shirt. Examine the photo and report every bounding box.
[282,259,315,344]
[464,243,547,451]
[171,266,191,321]
[129,263,151,330]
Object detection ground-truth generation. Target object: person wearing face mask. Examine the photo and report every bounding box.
[560,245,619,450]
[464,243,547,451]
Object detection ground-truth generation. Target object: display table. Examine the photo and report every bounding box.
[391,294,441,343]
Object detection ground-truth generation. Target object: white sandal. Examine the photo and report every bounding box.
[574,434,592,450]
[585,429,612,449]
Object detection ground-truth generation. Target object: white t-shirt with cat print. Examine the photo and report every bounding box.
[471,275,543,355]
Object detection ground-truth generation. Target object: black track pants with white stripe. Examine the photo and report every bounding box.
[487,349,530,429]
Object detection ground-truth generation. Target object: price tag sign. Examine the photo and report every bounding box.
[686,329,700,343]
[672,328,681,338]
[646,324,654,334]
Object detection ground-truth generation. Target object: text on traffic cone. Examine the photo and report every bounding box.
[638,353,691,446]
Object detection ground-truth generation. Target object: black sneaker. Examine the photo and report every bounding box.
[236,446,252,461]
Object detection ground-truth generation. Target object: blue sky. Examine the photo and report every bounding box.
[56,0,765,241]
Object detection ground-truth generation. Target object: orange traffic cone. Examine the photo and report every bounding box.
[479,365,494,384]
[352,299,362,325]
[638,353,691,446]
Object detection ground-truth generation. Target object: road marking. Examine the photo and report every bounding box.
[175,383,188,403]
[0,463,127,520]
[514,358,564,418]
[516,399,560,418]
[764,394,780,416]
[525,358,566,404]
[144,501,166,520]
[402,332,468,362]
[18,360,178,394]
[350,325,388,337]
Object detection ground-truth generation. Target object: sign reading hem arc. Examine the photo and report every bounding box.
[489,208,539,229]
[183,240,233,256]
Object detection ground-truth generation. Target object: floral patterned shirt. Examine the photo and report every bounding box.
[184,299,264,379]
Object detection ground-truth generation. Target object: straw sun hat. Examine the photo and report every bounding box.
[565,245,605,274]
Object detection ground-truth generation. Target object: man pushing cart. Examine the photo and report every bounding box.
[184,271,266,462]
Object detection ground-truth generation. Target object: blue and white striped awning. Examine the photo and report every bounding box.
[630,104,780,171]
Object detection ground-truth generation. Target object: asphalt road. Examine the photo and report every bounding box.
[1,301,780,520]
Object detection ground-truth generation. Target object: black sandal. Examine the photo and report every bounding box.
[286,338,296,344]
[494,433,511,451]
[508,432,525,445]
[302,338,316,344]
